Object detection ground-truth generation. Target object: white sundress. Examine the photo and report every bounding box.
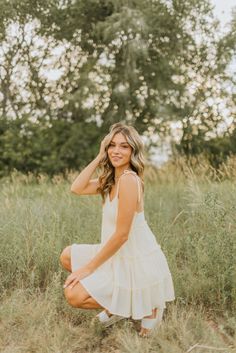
[71,169,175,320]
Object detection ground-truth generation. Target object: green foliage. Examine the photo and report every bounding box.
[175,127,236,168]
[0,0,235,175]
[0,117,101,176]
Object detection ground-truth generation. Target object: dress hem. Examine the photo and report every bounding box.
[79,277,175,320]
[71,244,175,320]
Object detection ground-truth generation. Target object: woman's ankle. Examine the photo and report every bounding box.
[105,309,112,317]
[143,308,157,319]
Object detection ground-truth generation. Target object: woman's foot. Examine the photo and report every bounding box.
[93,309,125,328]
[139,308,159,337]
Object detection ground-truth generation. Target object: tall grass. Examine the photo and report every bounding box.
[1,157,236,352]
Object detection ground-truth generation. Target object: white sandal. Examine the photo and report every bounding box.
[95,310,125,328]
[139,307,164,337]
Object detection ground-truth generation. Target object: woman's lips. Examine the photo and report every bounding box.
[112,157,122,161]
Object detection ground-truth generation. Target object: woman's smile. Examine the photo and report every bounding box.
[107,132,132,167]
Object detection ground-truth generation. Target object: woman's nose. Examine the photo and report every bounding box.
[113,146,121,153]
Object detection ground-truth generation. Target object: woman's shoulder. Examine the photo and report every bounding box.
[119,170,139,182]
[119,171,144,190]
[120,170,143,181]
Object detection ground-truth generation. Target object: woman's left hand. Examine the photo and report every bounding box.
[63,266,94,289]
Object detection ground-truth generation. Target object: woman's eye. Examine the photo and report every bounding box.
[108,144,129,148]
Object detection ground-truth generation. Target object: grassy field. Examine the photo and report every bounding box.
[1,160,236,353]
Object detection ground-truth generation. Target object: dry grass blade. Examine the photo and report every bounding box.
[186,343,230,352]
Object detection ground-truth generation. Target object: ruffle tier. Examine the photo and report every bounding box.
[71,243,175,320]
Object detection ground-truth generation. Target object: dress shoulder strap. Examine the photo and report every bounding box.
[116,170,141,203]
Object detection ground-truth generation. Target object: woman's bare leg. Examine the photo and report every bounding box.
[81,295,104,309]
[60,246,113,315]
[64,280,105,309]
[82,299,111,316]
[60,246,106,311]
[60,245,72,272]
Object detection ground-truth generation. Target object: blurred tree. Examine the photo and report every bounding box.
[0,0,235,175]
[0,116,101,176]
[175,7,236,161]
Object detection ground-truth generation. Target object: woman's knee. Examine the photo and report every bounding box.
[64,286,84,308]
[60,245,71,271]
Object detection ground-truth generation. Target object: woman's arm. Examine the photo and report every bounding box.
[70,155,101,194]
[86,174,138,271]
[70,134,110,194]
[63,174,139,288]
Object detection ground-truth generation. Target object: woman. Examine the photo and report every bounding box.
[60,122,175,337]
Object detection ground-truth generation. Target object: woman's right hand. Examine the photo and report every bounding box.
[98,134,111,160]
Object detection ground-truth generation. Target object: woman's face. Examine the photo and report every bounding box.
[107,132,132,168]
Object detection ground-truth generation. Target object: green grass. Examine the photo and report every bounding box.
[0,167,236,352]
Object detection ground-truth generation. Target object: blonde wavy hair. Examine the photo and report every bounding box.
[97,122,146,203]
